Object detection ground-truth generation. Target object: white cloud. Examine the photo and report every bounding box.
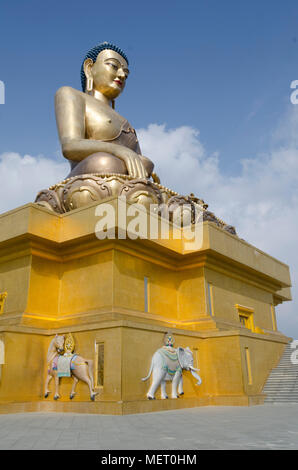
[137,107,298,339]
[0,152,68,213]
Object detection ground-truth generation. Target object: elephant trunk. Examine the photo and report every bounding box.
[190,367,202,385]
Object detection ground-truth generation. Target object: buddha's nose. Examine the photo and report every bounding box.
[117,68,126,79]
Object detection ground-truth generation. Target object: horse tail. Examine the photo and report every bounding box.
[141,357,154,382]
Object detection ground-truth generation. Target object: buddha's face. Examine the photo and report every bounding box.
[85,49,129,99]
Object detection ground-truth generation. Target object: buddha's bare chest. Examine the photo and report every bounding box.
[85,101,130,141]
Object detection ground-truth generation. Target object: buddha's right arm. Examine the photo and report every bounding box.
[62,139,147,178]
[55,87,147,178]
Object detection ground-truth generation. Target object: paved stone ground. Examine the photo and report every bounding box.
[0,404,297,450]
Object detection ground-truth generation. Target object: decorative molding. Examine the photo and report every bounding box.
[0,338,4,364]
[0,292,7,315]
[235,304,255,332]
[235,304,254,314]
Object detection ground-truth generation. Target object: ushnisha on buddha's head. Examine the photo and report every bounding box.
[81,42,129,102]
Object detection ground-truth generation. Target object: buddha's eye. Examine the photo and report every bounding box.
[107,62,118,70]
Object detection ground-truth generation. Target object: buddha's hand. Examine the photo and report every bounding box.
[118,148,148,179]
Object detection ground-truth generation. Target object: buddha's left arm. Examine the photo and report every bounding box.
[135,139,154,176]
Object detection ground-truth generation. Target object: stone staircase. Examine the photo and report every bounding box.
[263,342,298,403]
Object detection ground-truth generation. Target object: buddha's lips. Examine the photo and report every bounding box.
[114,79,123,87]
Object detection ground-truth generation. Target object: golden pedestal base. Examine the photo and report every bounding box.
[0,199,291,414]
[0,395,265,416]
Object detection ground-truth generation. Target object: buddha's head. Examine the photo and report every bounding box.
[81,42,129,101]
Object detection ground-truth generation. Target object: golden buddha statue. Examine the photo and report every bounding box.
[55,43,154,179]
[36,42,170,213]
[35,42,235,234]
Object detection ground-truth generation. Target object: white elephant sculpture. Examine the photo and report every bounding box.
[141,346,202,400]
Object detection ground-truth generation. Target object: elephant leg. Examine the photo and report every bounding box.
[147,368,165,399]
[54,373,60,400]
[70,376,79,399]
[178,375,184,395]
[171,371,182,399]
[160,380,168,399]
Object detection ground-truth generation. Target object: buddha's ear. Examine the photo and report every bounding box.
[83,58,94,79]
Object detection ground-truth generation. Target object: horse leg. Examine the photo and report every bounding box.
[54,372,60,400]
[72,363,98,401]
[70,376,78,399]
[80,358,97,400]
[81,371,97,401]
[85,360,95,390]
[44,372,53,398]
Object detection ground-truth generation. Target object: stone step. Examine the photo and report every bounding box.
[262,341,298,403]
[268,375,298,378]
[271,364,298,367]
[264,383,298,385]
[265,402,298,404]
[264,389,298,393]
[265,393,298,396]
[265,401,298,404]
[264,394,298,397]
[278,355,298,359]
[265,394,298,397]
[264,393,298,397]
[277,363,296,366]
[264,388,298,392]
[264,380,298,384]
[263,387,298,393]
[276,367,297,370]
[273,364,298,367]
[268,378,298,380]
[278,356,297,359]
[276,364,298,367]
[264,384,298,387]
[266,373,298,377]
[265,400,298,403]
[265,376,298,379]
[265,378,298,381]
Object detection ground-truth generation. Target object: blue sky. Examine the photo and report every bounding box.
[0,0,298,337]
[1,0,298,170]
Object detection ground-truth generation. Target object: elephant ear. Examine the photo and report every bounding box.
[177,347,187,369]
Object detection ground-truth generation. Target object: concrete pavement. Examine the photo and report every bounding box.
[0,404,297,450]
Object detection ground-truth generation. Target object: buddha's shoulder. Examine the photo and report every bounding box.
[55,86,86,101]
